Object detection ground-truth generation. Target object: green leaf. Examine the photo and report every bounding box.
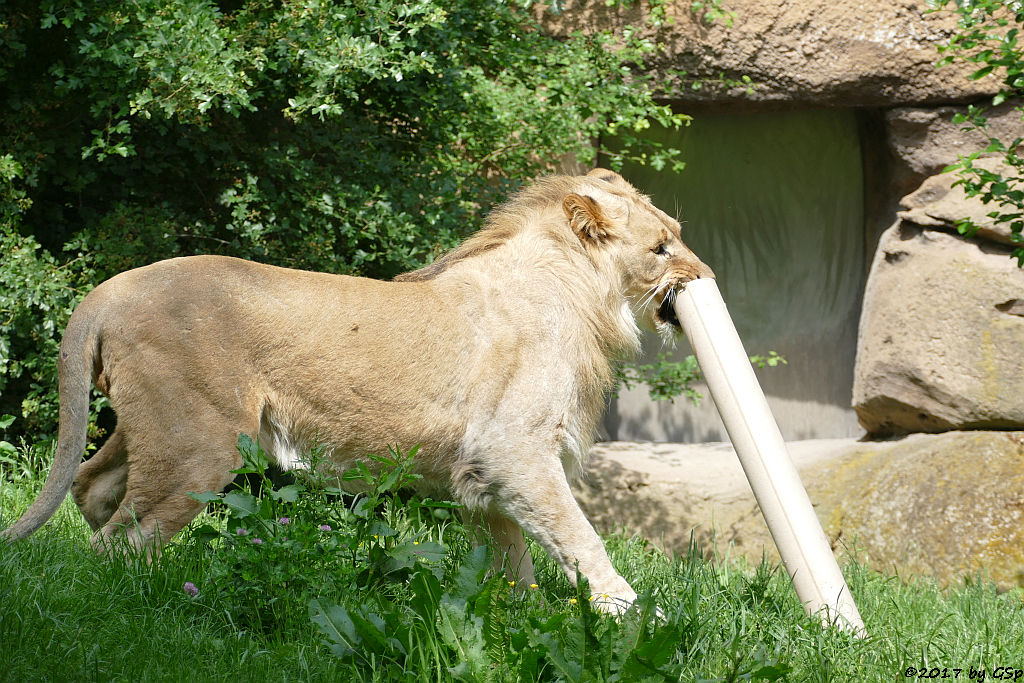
[530,630,583,682]
[309,599,361,658]
[348,606,405,656]
[384,540,446,573]
[437,596,491,681]
[472,576,509,662]
[451,545,492,600]
[970,64,996,80]
[620,624,683,677]
[409,569,443,622]
[752,663,794,680]
[270,484,303,503]
[351,496,375,519]
[189,523,221,544]
[222,490,259,518]
[188,490,222,505]
[233,433,268,474]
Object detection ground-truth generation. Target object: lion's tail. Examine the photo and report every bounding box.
[1,305,97,542]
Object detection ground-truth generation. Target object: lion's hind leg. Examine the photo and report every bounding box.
[469,510,537,589]
[93,425,241,558]
[72,427,128,531]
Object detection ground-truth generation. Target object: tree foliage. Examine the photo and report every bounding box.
[932,0,1024,265]
[0,0,689,440]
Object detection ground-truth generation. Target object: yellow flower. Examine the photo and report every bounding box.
[508,580,515,587]
[529,583,539,590]
[569,598,577,605]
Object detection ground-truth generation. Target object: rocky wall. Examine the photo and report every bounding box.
[542,0,999,107]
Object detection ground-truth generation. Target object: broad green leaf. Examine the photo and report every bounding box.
[451,544,491,600]
[384,540,446,573]
[348,606,405,656]
[270,484,303,503]
[409,569,443,622]
[188,490,222,505]
[309,599,360,658]
[438,596,491,682]
[222,490,259,517]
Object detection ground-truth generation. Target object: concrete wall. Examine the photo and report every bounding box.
[606,109,866,442]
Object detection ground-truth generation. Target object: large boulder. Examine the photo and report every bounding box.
[575,433,1024,590]
[810,431,1024,588]
[852,215,1024,436]
[541,0,999,106]
[858,106,1023,436]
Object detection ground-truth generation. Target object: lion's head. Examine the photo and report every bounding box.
[562,168,714,339]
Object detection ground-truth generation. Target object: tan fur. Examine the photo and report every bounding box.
[2,169,712,612]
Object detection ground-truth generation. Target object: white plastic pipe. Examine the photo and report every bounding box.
[674,277,866,636]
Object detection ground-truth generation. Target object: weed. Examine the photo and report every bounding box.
[182,435,457,636]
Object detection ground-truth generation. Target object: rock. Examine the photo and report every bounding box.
[573,439,858,558]
[575,434,1024,590]
[810,431,1024,589]
[852,218,1024,436]
[899,157,1022,248]
[541,0,999,106]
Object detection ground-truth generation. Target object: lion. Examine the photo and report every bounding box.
[2,168,712,613]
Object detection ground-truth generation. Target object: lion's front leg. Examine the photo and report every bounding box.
[493,463,638,614]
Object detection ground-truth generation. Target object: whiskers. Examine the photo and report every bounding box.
[629,280,684,345]
[633,280,672,317]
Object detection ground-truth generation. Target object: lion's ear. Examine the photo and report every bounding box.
[586,168,624,184]
[563,193,612,244]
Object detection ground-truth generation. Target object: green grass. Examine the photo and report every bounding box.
[2,441,1023,682]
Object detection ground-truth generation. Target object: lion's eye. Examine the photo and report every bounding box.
[653,243,669,257]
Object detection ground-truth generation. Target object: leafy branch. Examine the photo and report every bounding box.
[931,0,1024,265]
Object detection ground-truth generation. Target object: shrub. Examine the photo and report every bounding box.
[183,435,457,635]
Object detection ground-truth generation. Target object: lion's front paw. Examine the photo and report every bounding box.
[589,593,635,616]
[590,592,667,621]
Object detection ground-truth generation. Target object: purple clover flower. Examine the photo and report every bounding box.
[252,537,263,545]
[319,524,332,532]
[183,582,199,597]
[278,516,290,525]
[236,528,248,536]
